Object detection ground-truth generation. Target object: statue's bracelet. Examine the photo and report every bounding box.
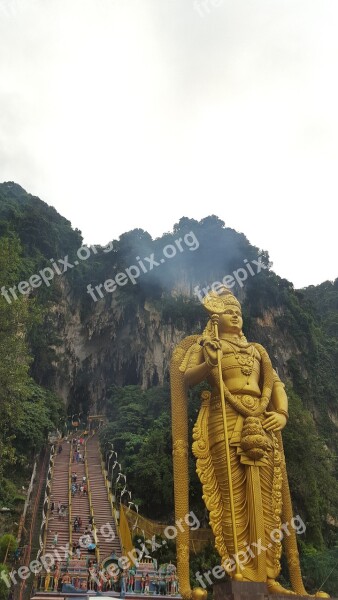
[275,408,289,420]
[205,355,218,368]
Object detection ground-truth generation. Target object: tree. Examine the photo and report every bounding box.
[0,535,17,563]
[0,563,10,600]
[0,236,65,500]
[0,236,32,481]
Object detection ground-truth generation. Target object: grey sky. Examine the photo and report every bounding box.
[1,0,337,287]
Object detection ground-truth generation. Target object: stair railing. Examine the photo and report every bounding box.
[84,437,100,564]
[42,443,56,553]
[68,441,73,549]
[99,447,122,549]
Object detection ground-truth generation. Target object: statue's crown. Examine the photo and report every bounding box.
[202,286,241,315]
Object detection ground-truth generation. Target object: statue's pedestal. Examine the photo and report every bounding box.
[213,580,335,600]
[214,581,267,600]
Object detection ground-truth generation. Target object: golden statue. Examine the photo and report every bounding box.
[170,287,328,599]
[44,569,51,592]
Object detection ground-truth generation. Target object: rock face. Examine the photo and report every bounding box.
[43,276,299,415]
[45,279,202,412]
[249,306,303,380]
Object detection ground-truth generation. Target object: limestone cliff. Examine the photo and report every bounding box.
[43,277,311,418]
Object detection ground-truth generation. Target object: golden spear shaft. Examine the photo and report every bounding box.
[211,313,243,581]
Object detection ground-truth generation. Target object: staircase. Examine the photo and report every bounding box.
[31,433,181,600]
[44,442,71,559]
[41,437,95,592]
[86,435,121,560]
[70,440,92,561]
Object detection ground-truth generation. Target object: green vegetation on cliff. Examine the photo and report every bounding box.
[0,228,65,506]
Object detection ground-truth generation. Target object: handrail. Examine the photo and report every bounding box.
[69,440,73,548]
[84,435,100,564]
[37,445,55,563]
[99,446,122,550]
[18,447,49,600]
[16,460,37,545]
[43,444,55,552]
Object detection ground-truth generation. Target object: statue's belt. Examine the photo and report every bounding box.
[210,393,275,466]
[210,391,267,417]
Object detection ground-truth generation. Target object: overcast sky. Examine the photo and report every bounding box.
[0,0,337,288]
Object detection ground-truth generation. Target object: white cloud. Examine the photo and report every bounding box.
[0,0,337,287]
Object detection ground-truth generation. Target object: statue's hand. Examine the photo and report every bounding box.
[262,411,287,432]
[202,336,221,367]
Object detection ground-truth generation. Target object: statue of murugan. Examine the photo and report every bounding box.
[170,287,328,599]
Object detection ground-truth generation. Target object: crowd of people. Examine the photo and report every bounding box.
[72,435,85,463]
[41,557,179,595]
[50,499,68,520]
[71,472,88,496]
[86,561,179,595]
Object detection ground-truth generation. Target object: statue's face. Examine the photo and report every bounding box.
[219,306,243,334]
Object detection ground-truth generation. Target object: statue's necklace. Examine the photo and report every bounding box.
[221,336,255,378]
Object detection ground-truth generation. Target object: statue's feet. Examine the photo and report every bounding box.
[191,587,208,600]
[267,579,296,595]
[267,580,330,598]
